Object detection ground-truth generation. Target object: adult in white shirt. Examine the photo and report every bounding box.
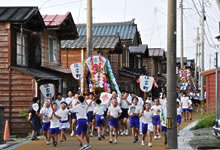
[180,92,190,121]
[120,91,131,136]
[54,93,65,110]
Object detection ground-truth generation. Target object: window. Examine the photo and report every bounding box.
[16,33,28,66]
[48,37,58,62]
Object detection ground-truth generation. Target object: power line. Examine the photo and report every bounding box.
[191,0,201,16]
[77,0,83,23]
[41,0,81,9]
[124,0,127,21]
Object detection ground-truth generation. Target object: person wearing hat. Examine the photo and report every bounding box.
[40,99,52,145]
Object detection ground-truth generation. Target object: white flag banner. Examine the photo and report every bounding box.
[40,83,55,98]
[70,63,83,80]
[100,92,112,105]
[139,76,154,92]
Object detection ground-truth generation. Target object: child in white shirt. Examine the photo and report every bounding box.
[141,103,153,147]
[177,102,182,133]
[107,98,122,144]
[180,92,190,121]
[49,103,61,147]
[160,104,167,145]
[40,99,52,145]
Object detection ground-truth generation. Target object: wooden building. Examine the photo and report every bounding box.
[0,7,78,135]
[201,68,220,113]
[61,20,142,94]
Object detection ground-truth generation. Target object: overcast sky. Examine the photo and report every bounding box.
[1,0,220,70]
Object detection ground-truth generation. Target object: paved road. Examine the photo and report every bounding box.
[13,113,199,150]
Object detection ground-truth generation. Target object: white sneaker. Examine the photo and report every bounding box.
[158,134,161,139]
[86,144,92,149]
[113,139,118,144]
[125,130,129,136]
[46,140,50,145]
[70,131,74,136]
[80,144,87,150]
[120,131,124,136]
[148,143,152,147]
[154,136,157,140]
[141,140,145,146]
[90,133,94,137]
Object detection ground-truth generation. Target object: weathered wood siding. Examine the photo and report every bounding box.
[61,48,82,68]
[110,54,120,80]
[41,31,60,66]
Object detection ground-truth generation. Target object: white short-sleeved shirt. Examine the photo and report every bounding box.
[188,100,193,110]
[40,107,52,123]
[160,106,167,126]
[65,97,74,105]
[151,105,162,116]
[181,97,189,109]
[55,98,65,109]
[49,111,60,128]
[86,99,95,112]
[177,107,182,116]
[159,98,167,107]
[137,96,144,107]
[142,110,153,124]
[57,109,69,121]
[93,105,105,115]
[121,98,131,109]
[75,103,88,120]
[71,98,79,113]
[107,105,122,118]
[128,104,142,114]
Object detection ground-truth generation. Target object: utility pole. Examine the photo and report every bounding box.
[194,27,200,89]
[167,0,177,149]
[216,52,219,127]
[180,0,184,69]
[87,0,93,57]
[200,0,205,111]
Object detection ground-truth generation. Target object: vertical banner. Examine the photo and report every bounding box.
[40,83,55,98]
[139,76,154,93]
[70,63,84,80]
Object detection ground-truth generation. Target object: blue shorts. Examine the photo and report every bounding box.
[96,115,105,127]
[109,117,119,129]
[71,112,77,120]
[120,108,129,119]
[76,119,88,135]
[182,108,188,112]
[177,115,182,124]
[162,126,167,132]
[50,127,60,135]
[129,116,140,128]
[152,115,161,126]
[87,111,94,122]
[42,122,50,131]
[188,109,192,112]
[142,123,148,134]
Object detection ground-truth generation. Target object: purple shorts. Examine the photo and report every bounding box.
[50,127,60,135]
[76,119,88,135]
[177,115,182,124]
[182,108,188,112]
[142,123,148,134]
[71,112,77,120]
[109,117,119,129]
[162,126,167,132]
[96,115,105,127]
[152,115,161,126]
[42,122,50,131]
[188,109,192,112]
[129,116,140,128]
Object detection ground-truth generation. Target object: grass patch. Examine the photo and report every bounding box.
[192,113,216,130]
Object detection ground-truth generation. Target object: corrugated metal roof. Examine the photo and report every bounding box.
[76,20,137,40]
[0,7,45,30]
[42,12,70,27]
[61,35,120,49]
[148,48,165,57]
[129,45,148,54]
[11,66,61,81]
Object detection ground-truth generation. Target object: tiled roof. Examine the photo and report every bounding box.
[129,45,148,54]
[76,20,137,40]
[61,35,120,49]
[148,48,165,57]
[0,7,45,30]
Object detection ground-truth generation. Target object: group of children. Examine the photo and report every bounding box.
[29,90,195,149]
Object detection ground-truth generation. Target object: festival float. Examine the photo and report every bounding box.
[177,68,195,90]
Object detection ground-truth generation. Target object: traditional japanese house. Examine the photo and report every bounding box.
[0,7,78,135]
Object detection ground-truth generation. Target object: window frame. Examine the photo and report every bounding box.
[48,36,58,63]
[16,32,28,66]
